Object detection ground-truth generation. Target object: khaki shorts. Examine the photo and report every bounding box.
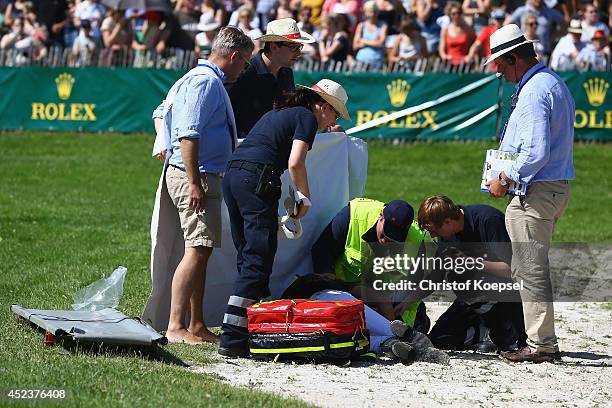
[165,165,223,248]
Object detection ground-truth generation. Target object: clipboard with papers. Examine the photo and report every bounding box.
[480,149,527,196]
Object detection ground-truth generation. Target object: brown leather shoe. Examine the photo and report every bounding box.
[500,346,555,363]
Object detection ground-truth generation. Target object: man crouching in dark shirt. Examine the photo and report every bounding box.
[395,195,527,353]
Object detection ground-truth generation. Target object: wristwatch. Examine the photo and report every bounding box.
[498,173,508,187]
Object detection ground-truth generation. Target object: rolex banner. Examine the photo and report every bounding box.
[563,75,611,140]
[0,67,173,133]
[0,67,609,141]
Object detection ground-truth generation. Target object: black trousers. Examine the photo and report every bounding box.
[429,299,527,352]
[219,167,280,350]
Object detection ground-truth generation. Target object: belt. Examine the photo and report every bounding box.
[227,160,281,177]
[168,164,184,171]
[530,180,570,185]
[168,164,223,177]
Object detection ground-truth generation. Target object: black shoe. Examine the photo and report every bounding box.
[390,320,433,349]
[553,351,562,362]
[390,320,412,340]
[411,347,451,365]
[218,346,250,358]
[391,341,415,364]
[471,340,497,354]
[381,338,414,364]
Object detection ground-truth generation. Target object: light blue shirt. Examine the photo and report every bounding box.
[163,60,233,174]
[500,62,575,184]
[576,44,609,70]
[355,22,386,66]
[152,103,163,119]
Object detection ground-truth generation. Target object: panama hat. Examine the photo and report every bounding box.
[256,18,315,43]
[567,18,582,34]
[296,79,350,120]
[484,24,538,66]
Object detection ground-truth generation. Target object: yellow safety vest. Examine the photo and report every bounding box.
[334,198,426,326]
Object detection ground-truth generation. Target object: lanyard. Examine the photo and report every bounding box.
[499,64,546,146]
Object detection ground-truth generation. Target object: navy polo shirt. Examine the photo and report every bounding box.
[445,205,512,265]
[230,106,318,172]
[226,51,295,137]
[312,204,368,276]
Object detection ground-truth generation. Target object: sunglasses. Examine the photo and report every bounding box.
[236,52,251,69]
[526,22,538,26]
[279,42,304,52]
[327,103,340,119]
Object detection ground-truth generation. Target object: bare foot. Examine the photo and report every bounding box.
[189,325,220,344]
[166,328,206,345]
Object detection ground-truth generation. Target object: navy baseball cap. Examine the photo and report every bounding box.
[80,19,92,29]
[382,200,414,242]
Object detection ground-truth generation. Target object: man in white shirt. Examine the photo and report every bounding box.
[74,0,106,42]
[550,18,585,70]
[581,3,609,43]
[71,19,98,66]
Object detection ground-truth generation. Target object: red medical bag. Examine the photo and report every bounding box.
[246,299,369,361]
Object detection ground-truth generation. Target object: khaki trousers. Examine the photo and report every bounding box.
[505,180,570,353]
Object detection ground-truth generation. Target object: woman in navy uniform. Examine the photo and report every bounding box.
[219,79,350,357]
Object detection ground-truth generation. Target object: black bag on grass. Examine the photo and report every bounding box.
[249,330,371,363]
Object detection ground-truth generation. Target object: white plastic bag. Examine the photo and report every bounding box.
[72,266,127,311]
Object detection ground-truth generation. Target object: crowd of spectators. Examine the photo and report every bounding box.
[0,0,610,70]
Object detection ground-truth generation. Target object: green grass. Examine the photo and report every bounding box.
[0,132,310,408]
[0,132,610,407]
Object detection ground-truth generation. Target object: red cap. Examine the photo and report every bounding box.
[592,30,606,39]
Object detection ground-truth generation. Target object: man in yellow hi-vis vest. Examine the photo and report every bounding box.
[310,198,429,332]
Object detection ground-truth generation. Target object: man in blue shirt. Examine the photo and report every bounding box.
[485,24,574,363]
[157,27,253,345]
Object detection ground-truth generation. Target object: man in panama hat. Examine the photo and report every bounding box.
[227,18,316,137]
[484,24,574,363]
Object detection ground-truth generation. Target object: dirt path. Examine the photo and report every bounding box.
[192,302,611,407]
